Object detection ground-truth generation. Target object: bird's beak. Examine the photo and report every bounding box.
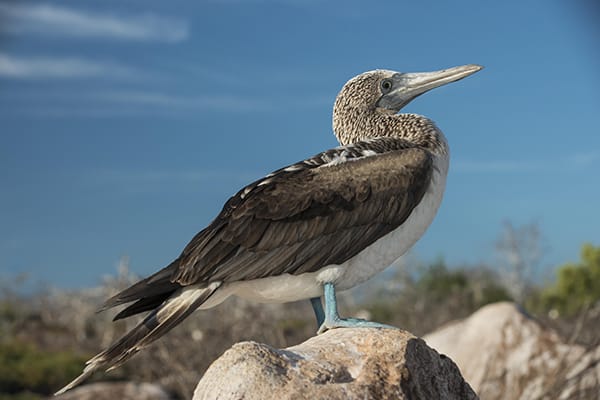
[380,64,483,112]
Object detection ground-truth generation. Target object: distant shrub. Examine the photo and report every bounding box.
[0,392,42,400]
[531,243,600,316]
[0,339,87,397]
[362,259,512,335]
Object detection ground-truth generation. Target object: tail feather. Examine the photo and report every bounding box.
[112,292,174,321]
[55,283,221,396]
[99,259,180,312]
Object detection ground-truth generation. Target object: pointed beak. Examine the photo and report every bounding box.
[380,64,483,112]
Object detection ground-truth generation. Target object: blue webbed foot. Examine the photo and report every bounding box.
[316,282,397,334]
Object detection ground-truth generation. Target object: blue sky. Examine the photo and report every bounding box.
[1,0,598,288]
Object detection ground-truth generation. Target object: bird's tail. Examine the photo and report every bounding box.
[55,283,221,396]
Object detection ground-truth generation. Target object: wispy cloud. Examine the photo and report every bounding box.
[207,0,324,4]
[0,53,137,79]
[454,151,600,174]
[94,90,273,112]
[452,160,541,174]
[93,169,261,185]
[98,89,329,111]
[83,168,264,196]
[1,88,330,117]
[0,3,188,42]
[565,151,600,167]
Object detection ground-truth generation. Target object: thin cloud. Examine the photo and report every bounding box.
[0,53,136,79]
[36,89,325,113]
[93,169,261,185]
[1,86,331,116]
[0,3,188,42]
[95,90,273,112]
[454,152,600,174]
[565,151,599,167]
[0,89,274,117]
[207,0,324,4]
[85,168,264,196]
[452,160,541,174]
[99,90,330,110]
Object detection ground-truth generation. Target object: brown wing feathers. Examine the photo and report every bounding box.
[173,142,432,284]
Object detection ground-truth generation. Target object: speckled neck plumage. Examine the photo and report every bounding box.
[333,110,448,156]
[332,72,449,156]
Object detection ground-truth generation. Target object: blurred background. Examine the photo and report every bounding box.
[0,1,598,399]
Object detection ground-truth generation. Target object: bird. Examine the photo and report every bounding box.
[56,63,482,395]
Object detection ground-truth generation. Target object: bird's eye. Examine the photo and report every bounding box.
[380,79,393,93]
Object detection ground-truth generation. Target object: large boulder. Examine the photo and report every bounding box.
[193,328,477,400]
[424,302,600,400]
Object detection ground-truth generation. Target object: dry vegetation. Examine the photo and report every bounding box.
[1,238,599,399]
[0,262,319,399]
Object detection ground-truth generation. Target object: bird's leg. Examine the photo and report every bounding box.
[317,282,397,334]
[310,297,325,328]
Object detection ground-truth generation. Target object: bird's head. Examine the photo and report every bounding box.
[333,64,483,145]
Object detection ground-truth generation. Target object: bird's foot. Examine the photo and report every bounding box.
[316,282,397,334]
[310,297,325,327]
[317,316,396,334]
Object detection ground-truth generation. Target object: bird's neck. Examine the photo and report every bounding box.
[332,109,448,156]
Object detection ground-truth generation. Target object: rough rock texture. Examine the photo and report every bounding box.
[53,381,173,400]
[193,328,477,400]
[424,302,600,400]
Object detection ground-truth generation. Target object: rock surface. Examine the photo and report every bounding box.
[424,302,600,400]
[53,381,173,400]
[193,328,477,400]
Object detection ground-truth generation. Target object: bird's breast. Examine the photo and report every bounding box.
[328,154,449,290]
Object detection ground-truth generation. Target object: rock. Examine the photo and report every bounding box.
[53,381,173,400]
[193,328,477,400]
[423,302,600,400]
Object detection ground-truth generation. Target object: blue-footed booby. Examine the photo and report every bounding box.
[56,64,482,394]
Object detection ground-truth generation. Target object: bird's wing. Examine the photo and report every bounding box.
[173,137,434,285]
[57,137,435,395]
